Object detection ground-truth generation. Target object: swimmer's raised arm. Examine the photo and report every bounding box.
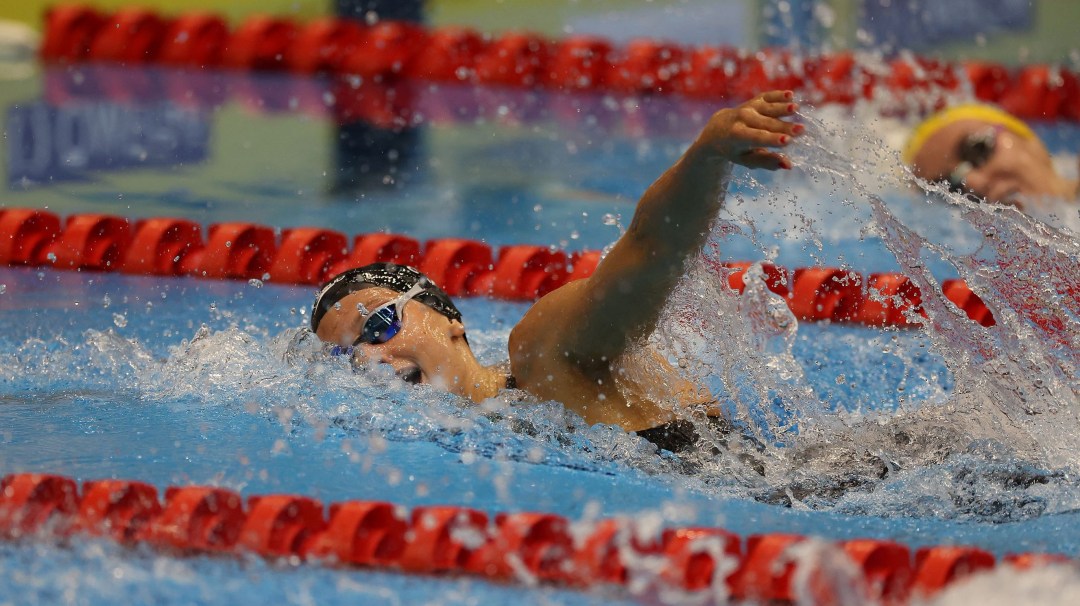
[512,92,802,371]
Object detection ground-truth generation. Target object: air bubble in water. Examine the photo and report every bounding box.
[601,213,620,226]
[248,278,264,288]
[0,284,5,294]
[112,313,127,328]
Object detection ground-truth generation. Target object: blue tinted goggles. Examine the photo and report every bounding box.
[329,280,430,356]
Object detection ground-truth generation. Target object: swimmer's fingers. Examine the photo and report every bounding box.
[749,91,799,119]
[753,101,800,119]
[758,90,795,105]
[730,120,794,150]
[699,90,802,162]
[738,108,804,141]
[736,148,791,171]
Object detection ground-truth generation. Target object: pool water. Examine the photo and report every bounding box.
[2,62,1080,604]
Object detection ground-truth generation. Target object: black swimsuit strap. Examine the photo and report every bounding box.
[635,419,702,454]
[494,361,517,390]
[635,416,767,476]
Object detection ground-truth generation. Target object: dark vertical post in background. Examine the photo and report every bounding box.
[331,0,426,196]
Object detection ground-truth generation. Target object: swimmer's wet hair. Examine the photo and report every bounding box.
[310,263,462,332]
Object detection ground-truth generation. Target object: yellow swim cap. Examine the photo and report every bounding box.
[902,104,1037,165]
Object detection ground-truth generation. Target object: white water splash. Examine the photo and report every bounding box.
[646,105,1080,511]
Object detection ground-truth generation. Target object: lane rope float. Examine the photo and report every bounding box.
[36,5,1080,122]
[0,208,995,329]
[0,472,1070,604]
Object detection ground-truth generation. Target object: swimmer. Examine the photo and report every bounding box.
[311,91,803,453]
[903,104,1079,211]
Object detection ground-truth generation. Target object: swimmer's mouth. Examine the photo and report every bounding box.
[398,367,422,385]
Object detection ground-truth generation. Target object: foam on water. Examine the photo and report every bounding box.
[926,563,1080,606]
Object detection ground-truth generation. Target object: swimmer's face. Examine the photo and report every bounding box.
[909,119,1058,209]
[314,287,474,394]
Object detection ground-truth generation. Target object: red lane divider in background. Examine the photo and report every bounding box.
[0,472,1072,602]
[87,8,168,65]
[41,214,131,271]
[304,500,408,565]
[40,5,104,62]
[0,208,998,329]
[75,479,162,543]
[123,218,203,276]
[0,209,61,266]
[37,5,1080,122]
[144,486,245,552]
[285,18,365,75]
[158,13,230,68]
[180,222,276,280]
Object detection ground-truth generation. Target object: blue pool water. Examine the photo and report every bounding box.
[2,62,1080,604]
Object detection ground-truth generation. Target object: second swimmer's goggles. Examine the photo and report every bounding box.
[946,125,1001,193]
[330,279,430,356]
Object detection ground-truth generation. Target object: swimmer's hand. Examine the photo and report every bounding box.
[697,90,803,170]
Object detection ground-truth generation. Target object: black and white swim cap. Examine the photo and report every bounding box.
[310,263,462,332]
